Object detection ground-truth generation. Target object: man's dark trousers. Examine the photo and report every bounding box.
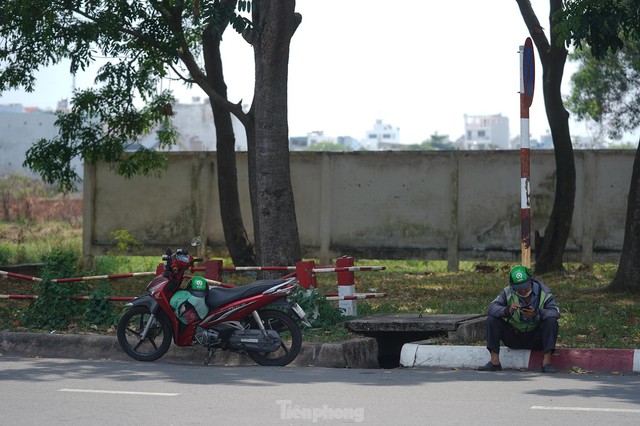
[485,315,558,354]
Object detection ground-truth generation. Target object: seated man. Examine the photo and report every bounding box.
[478,265,560,373]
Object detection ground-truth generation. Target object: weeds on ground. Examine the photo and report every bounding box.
[1,221,638,348]
[331,261,639,349]
[0,220,81,264]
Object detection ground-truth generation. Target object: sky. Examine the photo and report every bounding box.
[0,0,615,144]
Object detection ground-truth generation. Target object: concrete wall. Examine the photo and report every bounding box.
[82,150,635,267]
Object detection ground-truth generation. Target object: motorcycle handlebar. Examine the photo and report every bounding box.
[161,255,202,263]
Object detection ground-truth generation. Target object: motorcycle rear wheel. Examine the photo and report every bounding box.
[246,309,302,367]
[117,306,172,362]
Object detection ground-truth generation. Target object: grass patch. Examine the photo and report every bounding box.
[1,221,638,349]
[0,220,81,264]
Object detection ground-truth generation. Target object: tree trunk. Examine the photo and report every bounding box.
[202,22,256,266]
[250,0,302,273]
[607,141,640,292]
[517,0,575,274]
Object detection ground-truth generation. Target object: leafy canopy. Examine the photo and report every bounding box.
[567,40,640,139]
[558,0,640,59]
[0,0,254,191]
[560,0,640,139]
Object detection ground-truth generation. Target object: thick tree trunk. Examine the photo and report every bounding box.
[202,24,256,266]
[607,141,640,292]
[517,0,575,274]
[250,0,302,273]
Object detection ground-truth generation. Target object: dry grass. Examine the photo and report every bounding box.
[1,218,638,349]
[320,261,639,349]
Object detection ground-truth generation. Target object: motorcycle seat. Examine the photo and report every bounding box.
[206,279,288,309]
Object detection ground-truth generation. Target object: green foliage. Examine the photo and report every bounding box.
[22,249,84,330]
[290,287,346,328]
[4,250,640,348]
[0,221,81,264]
[567,40,640,140]
[401,133,455,151]
[0,1,255,192]
[94,255,158,276]
[23,90,177,192]
[98,230,159,276]
[21,249,118,330]
[304,141,352,152]
[83,285,118,327]
[202,0,255,37]
[0,245,11,264]
[110,229,143,253]
[557,1,631,59]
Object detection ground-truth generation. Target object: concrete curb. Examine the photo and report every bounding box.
[0,331,379,369]
[400,343,640,373]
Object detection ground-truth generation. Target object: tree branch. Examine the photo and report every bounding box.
[515,0,550,66]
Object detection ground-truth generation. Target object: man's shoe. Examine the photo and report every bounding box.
[478,361,502,371]
[541,364,556,374]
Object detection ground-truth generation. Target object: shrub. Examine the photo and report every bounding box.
[22,249,83,330]
[22,249,118,331]
[290,287,347,328]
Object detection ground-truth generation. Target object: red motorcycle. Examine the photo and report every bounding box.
[116,237,309,366]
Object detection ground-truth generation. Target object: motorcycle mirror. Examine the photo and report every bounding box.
[191,236,203,247]
[165,246,172,256]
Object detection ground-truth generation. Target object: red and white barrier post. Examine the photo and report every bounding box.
[519,37,535,268]
[336,256,357,316]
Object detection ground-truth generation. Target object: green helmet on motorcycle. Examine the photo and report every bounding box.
[188,276,208,297]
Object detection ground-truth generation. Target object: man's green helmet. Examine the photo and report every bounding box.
[508,265,532,291]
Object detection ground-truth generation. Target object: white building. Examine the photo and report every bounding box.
[463,114,510,150]
[364,119,401,150]
[289,131,361,151]
[138,98,248,151]
[288,131,330,151]
[0,104,64,178]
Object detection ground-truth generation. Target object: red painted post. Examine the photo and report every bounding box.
[204,259,223,281]
[519,37,535,268]
[336,256,356,316]
[295,260,317,289]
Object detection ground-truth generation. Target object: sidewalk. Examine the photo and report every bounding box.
[0,331,380,369]
[400,342,640,373]
[3,330,638,374]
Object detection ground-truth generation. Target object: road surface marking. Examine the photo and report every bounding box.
[532,406,640,414]
[59,389,178,396]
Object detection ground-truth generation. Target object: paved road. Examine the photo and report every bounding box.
[2,357,640,425]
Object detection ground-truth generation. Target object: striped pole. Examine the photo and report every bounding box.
[313,266,386,273]
[519,38,535,268]
[0,270,157,283]
[0,294,135,301]
[324,293,387,301]
[50,272,157,283]
[336,256,357,316]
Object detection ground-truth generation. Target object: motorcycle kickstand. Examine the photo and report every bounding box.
[204,347,217,366]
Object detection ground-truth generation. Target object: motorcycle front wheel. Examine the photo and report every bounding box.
[117,306,172,362]
[246,309,302,367]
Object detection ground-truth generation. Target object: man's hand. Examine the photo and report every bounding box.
[520,306,537,319]
[508,303,520,315]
